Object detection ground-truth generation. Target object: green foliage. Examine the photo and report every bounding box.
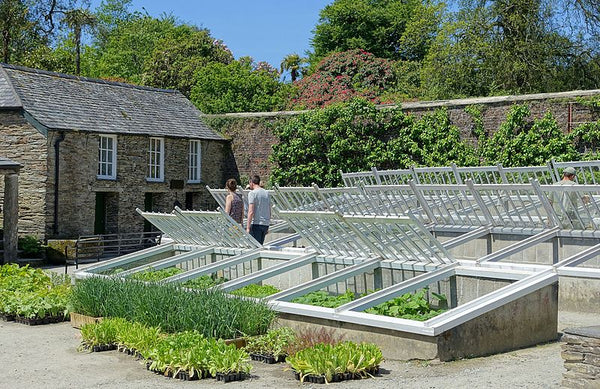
[182,275,227,290]
[271,99,477,187]
[128,266,183,282]
[79,318,251,377]
[17,235,43,257]
[291,286,446,321]
[244,327,296,357]
[230,284,280,298]
[311,0,441,62]
[365,289,446,321]
[141,25,233,96]
[478,104,577,166]
[87,14,178,83]
[0,264,71,319]
[291,49,396,109]
[569,121,600,157]
[70,276,275,338]
[292,290,355,308]
[286,341,383,383]
[190,57,292,113]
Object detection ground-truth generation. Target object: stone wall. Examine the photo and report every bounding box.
[205,90,600,183]
[0,111,232,240]
[52,131,231,238]
[0,110,48,238]
[561,326,600,388]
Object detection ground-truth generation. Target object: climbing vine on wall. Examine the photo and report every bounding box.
[270,100,592,187]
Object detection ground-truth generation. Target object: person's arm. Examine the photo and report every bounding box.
[225,193,233,215]
[247,203,255,233]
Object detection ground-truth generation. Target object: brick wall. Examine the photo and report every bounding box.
[0,110,48,238]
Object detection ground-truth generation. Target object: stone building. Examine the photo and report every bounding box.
[0,64,233,240]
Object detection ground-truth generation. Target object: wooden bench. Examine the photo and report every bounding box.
[65,231,162,273]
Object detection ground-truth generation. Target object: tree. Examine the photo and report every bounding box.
[280,53,306,82]
[87,14,178,83]
[190,57,291,114]
[290,49,396,109]
[420,0,600,98]
[63,8,96,75]
[0,0,31,63]
[141,25,233,96]
[310,0,443,63]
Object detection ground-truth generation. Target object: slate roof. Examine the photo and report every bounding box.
[0,64,224,140]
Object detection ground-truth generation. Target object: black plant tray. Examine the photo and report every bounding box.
[91,344,117,352]
[1,313,15,322]
[250,352,286,364]
[174,370,211,381]
[215,372,246,383]
[118,346,142,359]
[294,366,380,384]
[15,315,65,326]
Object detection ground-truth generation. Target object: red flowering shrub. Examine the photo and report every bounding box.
[290,49,395,109]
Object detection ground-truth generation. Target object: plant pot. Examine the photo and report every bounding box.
[70,312,103,329]
[0,313,15,322]
[215,372,245,383]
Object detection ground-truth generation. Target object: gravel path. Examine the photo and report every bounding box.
[0,311,597,389]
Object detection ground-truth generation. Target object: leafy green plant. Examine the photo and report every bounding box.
[208,342,251,376]
[0,264,71,319]
[365,289,446,320]
[286,341,383,383]
[129,267,183,282]
[291,289,355,308]
[79,317,129,350]
[244,327,296,358]
[70,276,275,338]
[231,284,280,298]
[182,275,228,290]
[17,235,43,258]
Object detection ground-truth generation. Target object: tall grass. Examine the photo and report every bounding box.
[70,277,275,338]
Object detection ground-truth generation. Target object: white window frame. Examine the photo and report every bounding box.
[147,137,164,182]
[188,140,202,183]
[97,134,117,180]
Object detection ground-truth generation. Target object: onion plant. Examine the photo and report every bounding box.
[70,277,275,338]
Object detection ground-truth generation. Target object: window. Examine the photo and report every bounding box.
[147,137,164,182]
[188,140,202,183]
[97,135,117,179]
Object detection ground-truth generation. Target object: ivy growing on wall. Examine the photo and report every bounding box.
[270,98,477,187]
[270,99,590,187]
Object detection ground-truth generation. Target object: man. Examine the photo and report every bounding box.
[246,175,271,244]
[551,167,588,229]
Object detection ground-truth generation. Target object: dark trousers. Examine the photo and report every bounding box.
[250,224,269,245]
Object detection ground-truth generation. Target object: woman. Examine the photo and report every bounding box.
[224,178,244,225]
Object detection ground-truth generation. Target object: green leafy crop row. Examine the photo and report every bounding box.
[79,318,251,378]
[70,276,275,338]
[287,341,383,383]
[292,288,446,321]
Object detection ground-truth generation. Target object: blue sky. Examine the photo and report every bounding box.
[92,0,331,75]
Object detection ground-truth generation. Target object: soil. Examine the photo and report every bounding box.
[0,311,596,389]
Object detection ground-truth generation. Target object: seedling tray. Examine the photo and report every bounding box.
[215,372,246,383]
